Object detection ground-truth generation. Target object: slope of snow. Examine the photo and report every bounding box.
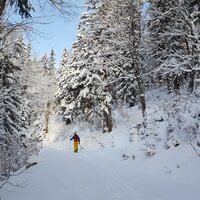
[1,88,200,200]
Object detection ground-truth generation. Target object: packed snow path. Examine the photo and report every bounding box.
[1,142,139,200]
[1,141,199,200]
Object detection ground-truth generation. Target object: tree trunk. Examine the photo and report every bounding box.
[140,94,146,117]
[102,67,113,133]
[136,76,146,117]
[166,75,172,93]
[44,102,51,134]
[173,75,180,94]
[188,72,195,93]
[103,104,112,133]
[103,106,113,133]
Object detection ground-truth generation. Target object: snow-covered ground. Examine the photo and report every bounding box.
[1,138,199,200]
[1,88,200,200]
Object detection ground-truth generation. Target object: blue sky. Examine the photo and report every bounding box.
[31,17,80,67]
[30,0,84,67]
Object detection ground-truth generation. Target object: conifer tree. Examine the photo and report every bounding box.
[56,48,71,123]
[0,43,31,180]
[59,48,69,71]
[58,48,69,91]
[49,49,56,71]
[40,54,49,74]
[57,0,113,132]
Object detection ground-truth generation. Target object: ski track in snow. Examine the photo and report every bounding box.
[1,140,199,200]
[1,142,140,200]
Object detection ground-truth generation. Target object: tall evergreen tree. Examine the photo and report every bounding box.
[49,49,56,71]
[57,0,113,132]
[40,54,49,74]
[0,39,31,180]
[59,48,69,71]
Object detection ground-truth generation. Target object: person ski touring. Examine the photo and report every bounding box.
[70,132,80,153]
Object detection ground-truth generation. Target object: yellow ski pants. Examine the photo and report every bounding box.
[74,141,79,153]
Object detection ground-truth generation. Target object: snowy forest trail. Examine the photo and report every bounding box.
[1,142,139,200]
[1,139,199,200]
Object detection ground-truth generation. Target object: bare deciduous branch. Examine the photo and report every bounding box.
[189,142,200,157]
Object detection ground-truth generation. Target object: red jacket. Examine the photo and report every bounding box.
[71,134,80,143]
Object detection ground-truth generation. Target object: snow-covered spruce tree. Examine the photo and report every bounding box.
[148,0,200,93]
[101,0,147,115]
[49,49,56,70]
[0,43,31,181]
[40,53,49,74]
[41,50,57,78]
[57,0,113,132]
[81,0,113,133]
[58,48,69,79]
[5,32,57,145]
[11,35,47,146]
[59,48,69,71]
[57,0,101,125]
[57,48,69,91]
[0,20,51,181]
[56,48,71,123]
[48,49,57,86]
[11,35,32,90]
[88,0,114,132]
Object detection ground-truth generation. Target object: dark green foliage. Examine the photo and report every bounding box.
[10,0,34,18]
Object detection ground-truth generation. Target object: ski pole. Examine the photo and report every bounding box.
[79,143,83,150]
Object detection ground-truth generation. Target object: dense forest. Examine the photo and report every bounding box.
[1,0,200,185]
